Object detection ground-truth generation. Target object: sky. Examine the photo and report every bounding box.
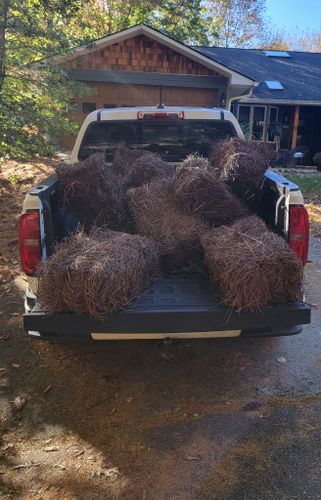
[266,0,321,31]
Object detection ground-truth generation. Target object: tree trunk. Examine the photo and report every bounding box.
[0,0,9,95]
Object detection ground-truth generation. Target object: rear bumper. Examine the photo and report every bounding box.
[24,276,311,341]
[25,325,306,341]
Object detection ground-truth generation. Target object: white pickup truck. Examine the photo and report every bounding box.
[20,106,311,341]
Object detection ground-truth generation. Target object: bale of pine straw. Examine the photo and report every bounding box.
[126,178,207,269]
[112,143,146,177]
[55,153,126,231]
[112,144,174,188]
[201,215,303,311]
[124,151,174,189]
[210,137,270,208]
[174,154,248,226]
[37,228,160,319]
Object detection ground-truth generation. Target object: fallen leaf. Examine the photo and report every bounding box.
[12,396,26,410]
[12,363,20,368]
[102,467,119,478]
[3,443,14,451]
[110,407,116,415]
[74,450,84,457]
[0,335,10,341]
[54,464,66,470]
[43,384,52,394]
[13,463,40,470]
[0,368,7,374]
[161,352,173,360]
[44,446,60,452]
[277,357,287,365]
[9,313,20,317]
[126,397,133,403]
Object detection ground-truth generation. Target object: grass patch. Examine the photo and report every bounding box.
[280,172,321,196]
[277,171,321,238]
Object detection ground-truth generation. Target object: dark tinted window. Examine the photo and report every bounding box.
[79,120,237,161]
[82,102,96,114]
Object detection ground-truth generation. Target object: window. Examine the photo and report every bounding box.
[78,120,237,162]
[82,102,96,114]
[235,104,281,143]
[239,105,250,124]
[252,106,266,141]
[238,105,251,137]
[265,81,284,90]
[264,51,290,58]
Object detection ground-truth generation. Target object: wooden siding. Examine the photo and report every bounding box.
[73,82,218,118]
[61,82,219,149]
[62,34,223,149]
[67,35,219,76]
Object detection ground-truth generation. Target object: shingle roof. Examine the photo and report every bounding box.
[193,46,321,103]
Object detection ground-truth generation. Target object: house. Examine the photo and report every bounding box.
[195,46,321,163]
[58,24,256,148]
[60,24,321,163]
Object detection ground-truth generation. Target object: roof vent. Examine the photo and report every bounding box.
[264,50,291,58]
[265,80,284,90]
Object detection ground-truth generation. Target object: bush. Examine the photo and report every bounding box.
[313,152,321,170]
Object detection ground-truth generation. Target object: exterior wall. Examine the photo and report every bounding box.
[67,35,219,76]
[73,82,218,117]
[62,35,224,149]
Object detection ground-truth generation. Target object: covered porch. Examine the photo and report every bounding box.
[231,102,321,165]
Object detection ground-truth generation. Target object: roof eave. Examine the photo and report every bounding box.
[238,97,321,106]
[55,24,255,87]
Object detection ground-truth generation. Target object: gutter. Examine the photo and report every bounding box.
[236,98,321,106]
[227,82,259,110]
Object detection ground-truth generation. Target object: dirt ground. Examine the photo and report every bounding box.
[1,160,321,499]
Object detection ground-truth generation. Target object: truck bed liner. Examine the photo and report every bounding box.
[24,276,311,337]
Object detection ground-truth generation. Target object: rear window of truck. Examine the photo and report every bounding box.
[78,120,237,162]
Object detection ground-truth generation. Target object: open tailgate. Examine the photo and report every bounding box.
[23,276,311,341]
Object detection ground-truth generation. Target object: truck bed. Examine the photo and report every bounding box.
[24,275,311,341]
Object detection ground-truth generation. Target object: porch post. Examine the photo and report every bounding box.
[291,105,300,150]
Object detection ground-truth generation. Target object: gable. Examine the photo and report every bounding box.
[68,35,220,77]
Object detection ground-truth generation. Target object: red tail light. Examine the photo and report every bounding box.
[288,205,309,264]
[19,210,41,276]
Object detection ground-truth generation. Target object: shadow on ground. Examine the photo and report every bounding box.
[0,237,321,498]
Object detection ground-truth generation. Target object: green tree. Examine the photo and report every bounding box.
[148,0,210,45]
[0,0,89,160]
[67,0,209,45]
[206,0,265,47]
